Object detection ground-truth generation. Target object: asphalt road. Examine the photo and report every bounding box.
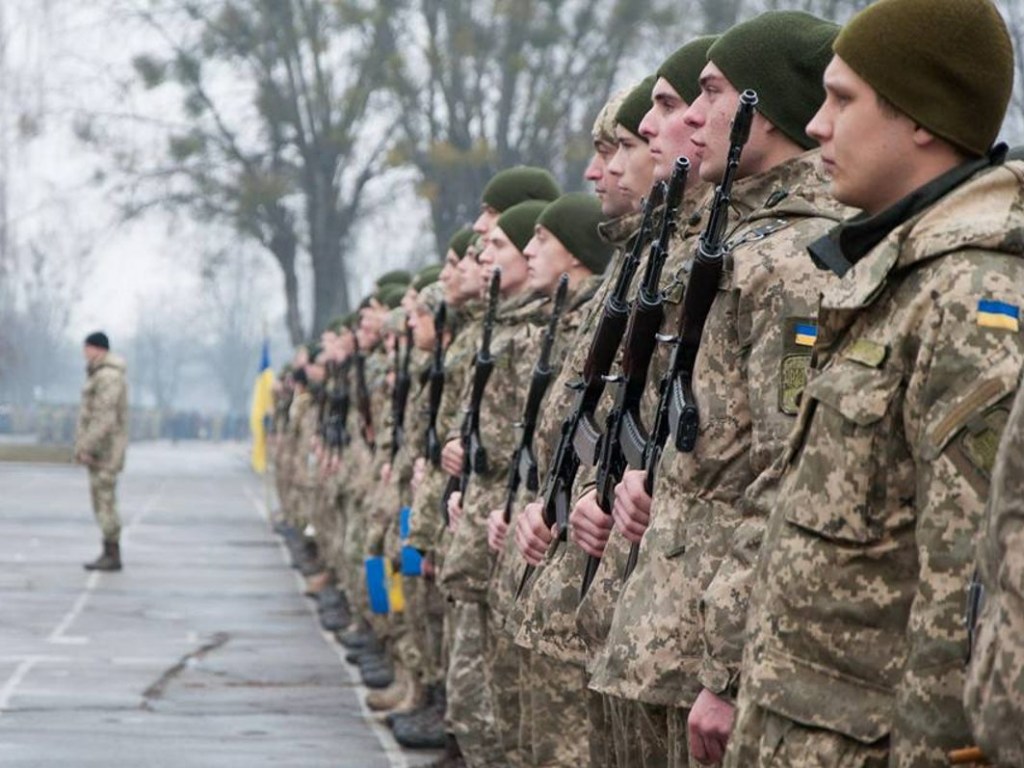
[0,441,433,768]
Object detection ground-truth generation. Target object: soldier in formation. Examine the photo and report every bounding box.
[264,1,1024,765]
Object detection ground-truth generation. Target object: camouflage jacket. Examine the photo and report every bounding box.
[588,150,847,707]
[406,302,483,555]
[488,274,605,630]
[287,390,317,489]
[743,156,1024,766]
[964,382,1024,767]
[438,291,549,602]
[513,192,708,666]
[75,353,130,473]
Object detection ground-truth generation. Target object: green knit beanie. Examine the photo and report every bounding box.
[593,88,630,145]
[709,12,839,150]
[327,315,347,333]
[496,200,548,255]
[448,227,474,259]
[375,283,406,309]
[537,193,613,275]
[656,36,718,106]
[481,167,561,213]
[375,269,412,289]
[615,76,656,141]
[834,0,1013,157]
[413,263,443,291]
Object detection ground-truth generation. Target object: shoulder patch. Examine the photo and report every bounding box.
[977,299,1020,331]
[780,317,818,415]
[842,338,889,369]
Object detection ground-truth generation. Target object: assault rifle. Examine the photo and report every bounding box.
[579,155,689,598]
[440,269,502,526]
[327,357,351,455]
[621,90,758,581]
[390,325,414,463]
[424,301,448,467]
[353,334,375,450]
[501,274,570,526]
[515,184,663,598]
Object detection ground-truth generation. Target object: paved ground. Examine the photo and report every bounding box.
[0,442,435,767]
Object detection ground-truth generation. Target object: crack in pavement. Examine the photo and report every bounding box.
[140,632,230,707]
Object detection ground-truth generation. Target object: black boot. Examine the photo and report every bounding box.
[426,734,465,767]
[84,540,122,572]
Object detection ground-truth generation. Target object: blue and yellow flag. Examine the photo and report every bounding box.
[249,339,274,473]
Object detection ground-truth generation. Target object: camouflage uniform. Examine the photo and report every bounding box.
[964,382,1024,766]
[503,210,640,768]
[286,389,318,530]
[729,156,1024,767]
[589,151,847,768]
[75,353,130,542]
[439,292,547,767]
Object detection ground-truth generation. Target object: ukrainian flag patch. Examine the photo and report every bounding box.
[977,299,1020,331]
[794,323,818,347]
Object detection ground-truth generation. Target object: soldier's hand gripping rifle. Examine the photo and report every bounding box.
[440,269,502,526]
[621,90,758,582]
[579,156,689,598]
[501,274,570,527]
[353,334,375,451]
[424,301,448,467]
[515,184,663,598]
[390,325,414,464]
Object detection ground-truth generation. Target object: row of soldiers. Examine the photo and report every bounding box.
[269,1,1024,766]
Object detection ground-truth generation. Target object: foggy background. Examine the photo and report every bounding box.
[1,0,1021,438]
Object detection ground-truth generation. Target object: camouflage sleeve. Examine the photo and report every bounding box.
[964,383,1024,766]
[75,369,127,459]
[698,221,835,696]
[891,265,1024,765]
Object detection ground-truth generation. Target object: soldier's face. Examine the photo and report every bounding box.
[479,227,528,298]
[608,126,654,211]
[409,306,436,351]
[596,140,637,217]
[456,250,484,303]
[640,77,700,183]
[686,62,774,184]
[473,204,500,235]
[807,56,920,215]
[524,225,576,295]
[440,249,459,302]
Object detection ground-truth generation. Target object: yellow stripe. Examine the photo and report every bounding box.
[978,313,1020,331]
[795,333,817,347]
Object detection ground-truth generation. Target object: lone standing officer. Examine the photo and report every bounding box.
[75,331,130,572]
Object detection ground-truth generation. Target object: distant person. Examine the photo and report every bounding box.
[74,331,129,572]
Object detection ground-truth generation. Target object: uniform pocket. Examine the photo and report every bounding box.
[784,363,906,544]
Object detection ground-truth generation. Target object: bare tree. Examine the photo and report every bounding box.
[82,0,402,344]
[386,0,680,257]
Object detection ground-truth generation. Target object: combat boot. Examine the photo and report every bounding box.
[365,664,411,711]
[426,734,465,767]
[360,657,394,689]
[84,540,122,572]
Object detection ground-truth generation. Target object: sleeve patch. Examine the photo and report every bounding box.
[977,299,1020,331]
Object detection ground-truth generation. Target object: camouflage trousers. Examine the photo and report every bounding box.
[666,705,698,768]
[414,577,446,686]
[607,695,674,768]
[446,600,506,768]
[724,693,888,768]
[88,468,121,542]
[519,650,588,767]
[590,688,617,768]
[486,629,523,767]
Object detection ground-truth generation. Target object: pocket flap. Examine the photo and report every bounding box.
[804,364,903,426]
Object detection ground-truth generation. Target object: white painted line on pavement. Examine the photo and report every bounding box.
[0,658,39,713]
[47,480,166,645]
[46,571,99,643]
[243,484,413,768]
